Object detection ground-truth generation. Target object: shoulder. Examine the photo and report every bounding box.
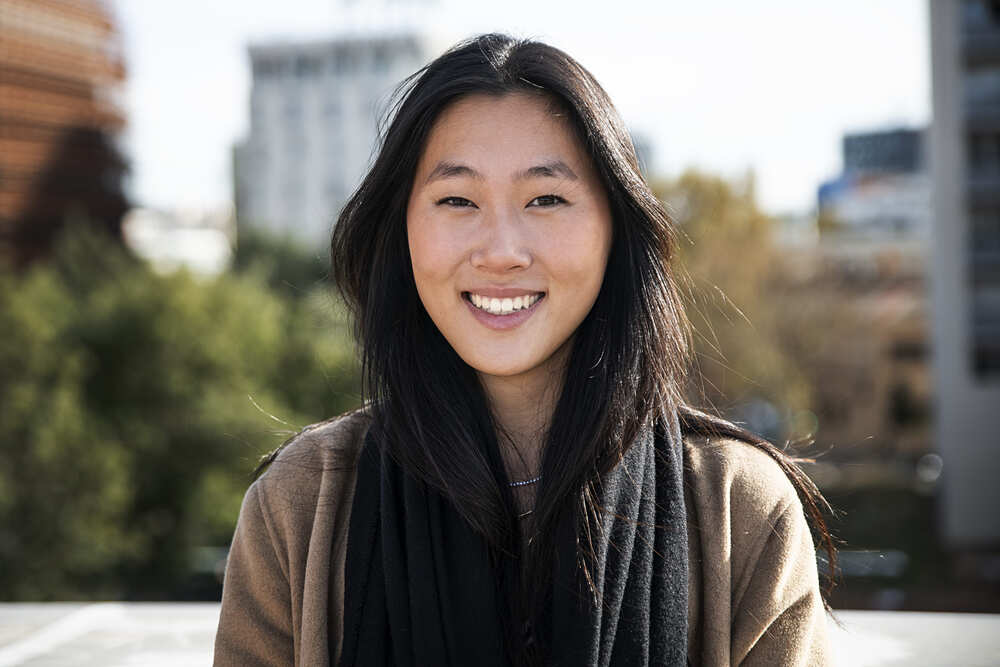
[682,432,800,523]
[252,407,372,513]
[681,432,810,584]
[219,409,372,665]
[682,432,822,606]
[681,434,829,664]
[266,407,372,471]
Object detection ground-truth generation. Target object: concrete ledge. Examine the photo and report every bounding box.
[0,604,997,666]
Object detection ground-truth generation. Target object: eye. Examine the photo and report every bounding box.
[436,196,477,208]
[527,194,566,208]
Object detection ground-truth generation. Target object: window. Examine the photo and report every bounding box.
[968,131,1000,173]
[296,55,320,78]
[970,207,1000,378]
[964,67,1000,106]
[963,0,1000,30]
[253,58,282,78]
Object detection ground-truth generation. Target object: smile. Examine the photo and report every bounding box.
[463,292,544,316]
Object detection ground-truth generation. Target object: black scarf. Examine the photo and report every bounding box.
[338,413,688,666]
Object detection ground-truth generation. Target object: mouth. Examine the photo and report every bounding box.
[462,291,546,316]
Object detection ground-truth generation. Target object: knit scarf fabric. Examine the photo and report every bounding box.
[337,413,688,666]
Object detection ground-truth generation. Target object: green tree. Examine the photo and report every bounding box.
[0,227,360,600]
[231,225,331,299]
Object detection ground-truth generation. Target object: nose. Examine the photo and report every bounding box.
[469,208,532,273]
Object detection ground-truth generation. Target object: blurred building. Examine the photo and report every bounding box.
[929,0,1000,549]
[782,125,935,462]
[0,0,129,267]
[817,128,932,241]
[770,234,931,463]
[233,31,428,246]
[122,207,234,277]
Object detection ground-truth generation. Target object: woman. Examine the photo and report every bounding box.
[215,34,834,666]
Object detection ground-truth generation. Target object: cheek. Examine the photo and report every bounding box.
[407,211,439,275]
[547,220,612,286]
[407,214,463,300]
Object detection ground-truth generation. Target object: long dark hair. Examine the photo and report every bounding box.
[328,33,835,664]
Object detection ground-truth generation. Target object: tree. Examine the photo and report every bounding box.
[231,225,331,299]
[652,170,814,441]
[0,226,360,600]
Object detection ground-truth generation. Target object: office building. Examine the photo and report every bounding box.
[929,0,1000,548]
[233,31,427,245]
[817,128,932,240]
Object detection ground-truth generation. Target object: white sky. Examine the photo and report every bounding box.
[112,0,930,216]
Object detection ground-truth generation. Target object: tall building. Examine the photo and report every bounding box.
[817,128,932,240]
[929,0,1000,549]
[0,0,128,266]
[233,31,427,246]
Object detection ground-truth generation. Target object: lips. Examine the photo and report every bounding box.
[461,290,545,330]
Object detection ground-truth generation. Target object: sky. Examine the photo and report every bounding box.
[111,0,930,217]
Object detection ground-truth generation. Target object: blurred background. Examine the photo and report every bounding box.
[1,0,998,619]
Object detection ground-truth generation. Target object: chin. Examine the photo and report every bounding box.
[453,345,538,377]
[461,345,566,380]
[466,358,534,378]
[451,336,573,381]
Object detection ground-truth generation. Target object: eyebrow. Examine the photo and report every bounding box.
[423,159,579,185]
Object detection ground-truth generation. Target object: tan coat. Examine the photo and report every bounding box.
[214,410,830,666]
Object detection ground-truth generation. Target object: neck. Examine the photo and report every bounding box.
[477,347,569,482]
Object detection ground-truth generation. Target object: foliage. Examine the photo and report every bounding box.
[655,169,889,455]
[0,227,360,600]
[653,170,814,441]
[231,225,331,299]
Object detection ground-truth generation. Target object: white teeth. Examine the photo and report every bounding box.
[467,292,542,315]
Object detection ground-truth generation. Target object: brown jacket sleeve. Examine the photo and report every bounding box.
[685,438,831,666]
[730,498,829,666]
[214,480,295,666]
[213,411,368,666]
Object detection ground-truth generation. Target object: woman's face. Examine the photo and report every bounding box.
[406,93,613,383]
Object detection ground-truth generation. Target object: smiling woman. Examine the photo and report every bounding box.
[406,92,614,497]
[407,93,612,397]
[214,33,835,667]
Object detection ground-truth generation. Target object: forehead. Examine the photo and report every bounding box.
[416,92,593,176]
